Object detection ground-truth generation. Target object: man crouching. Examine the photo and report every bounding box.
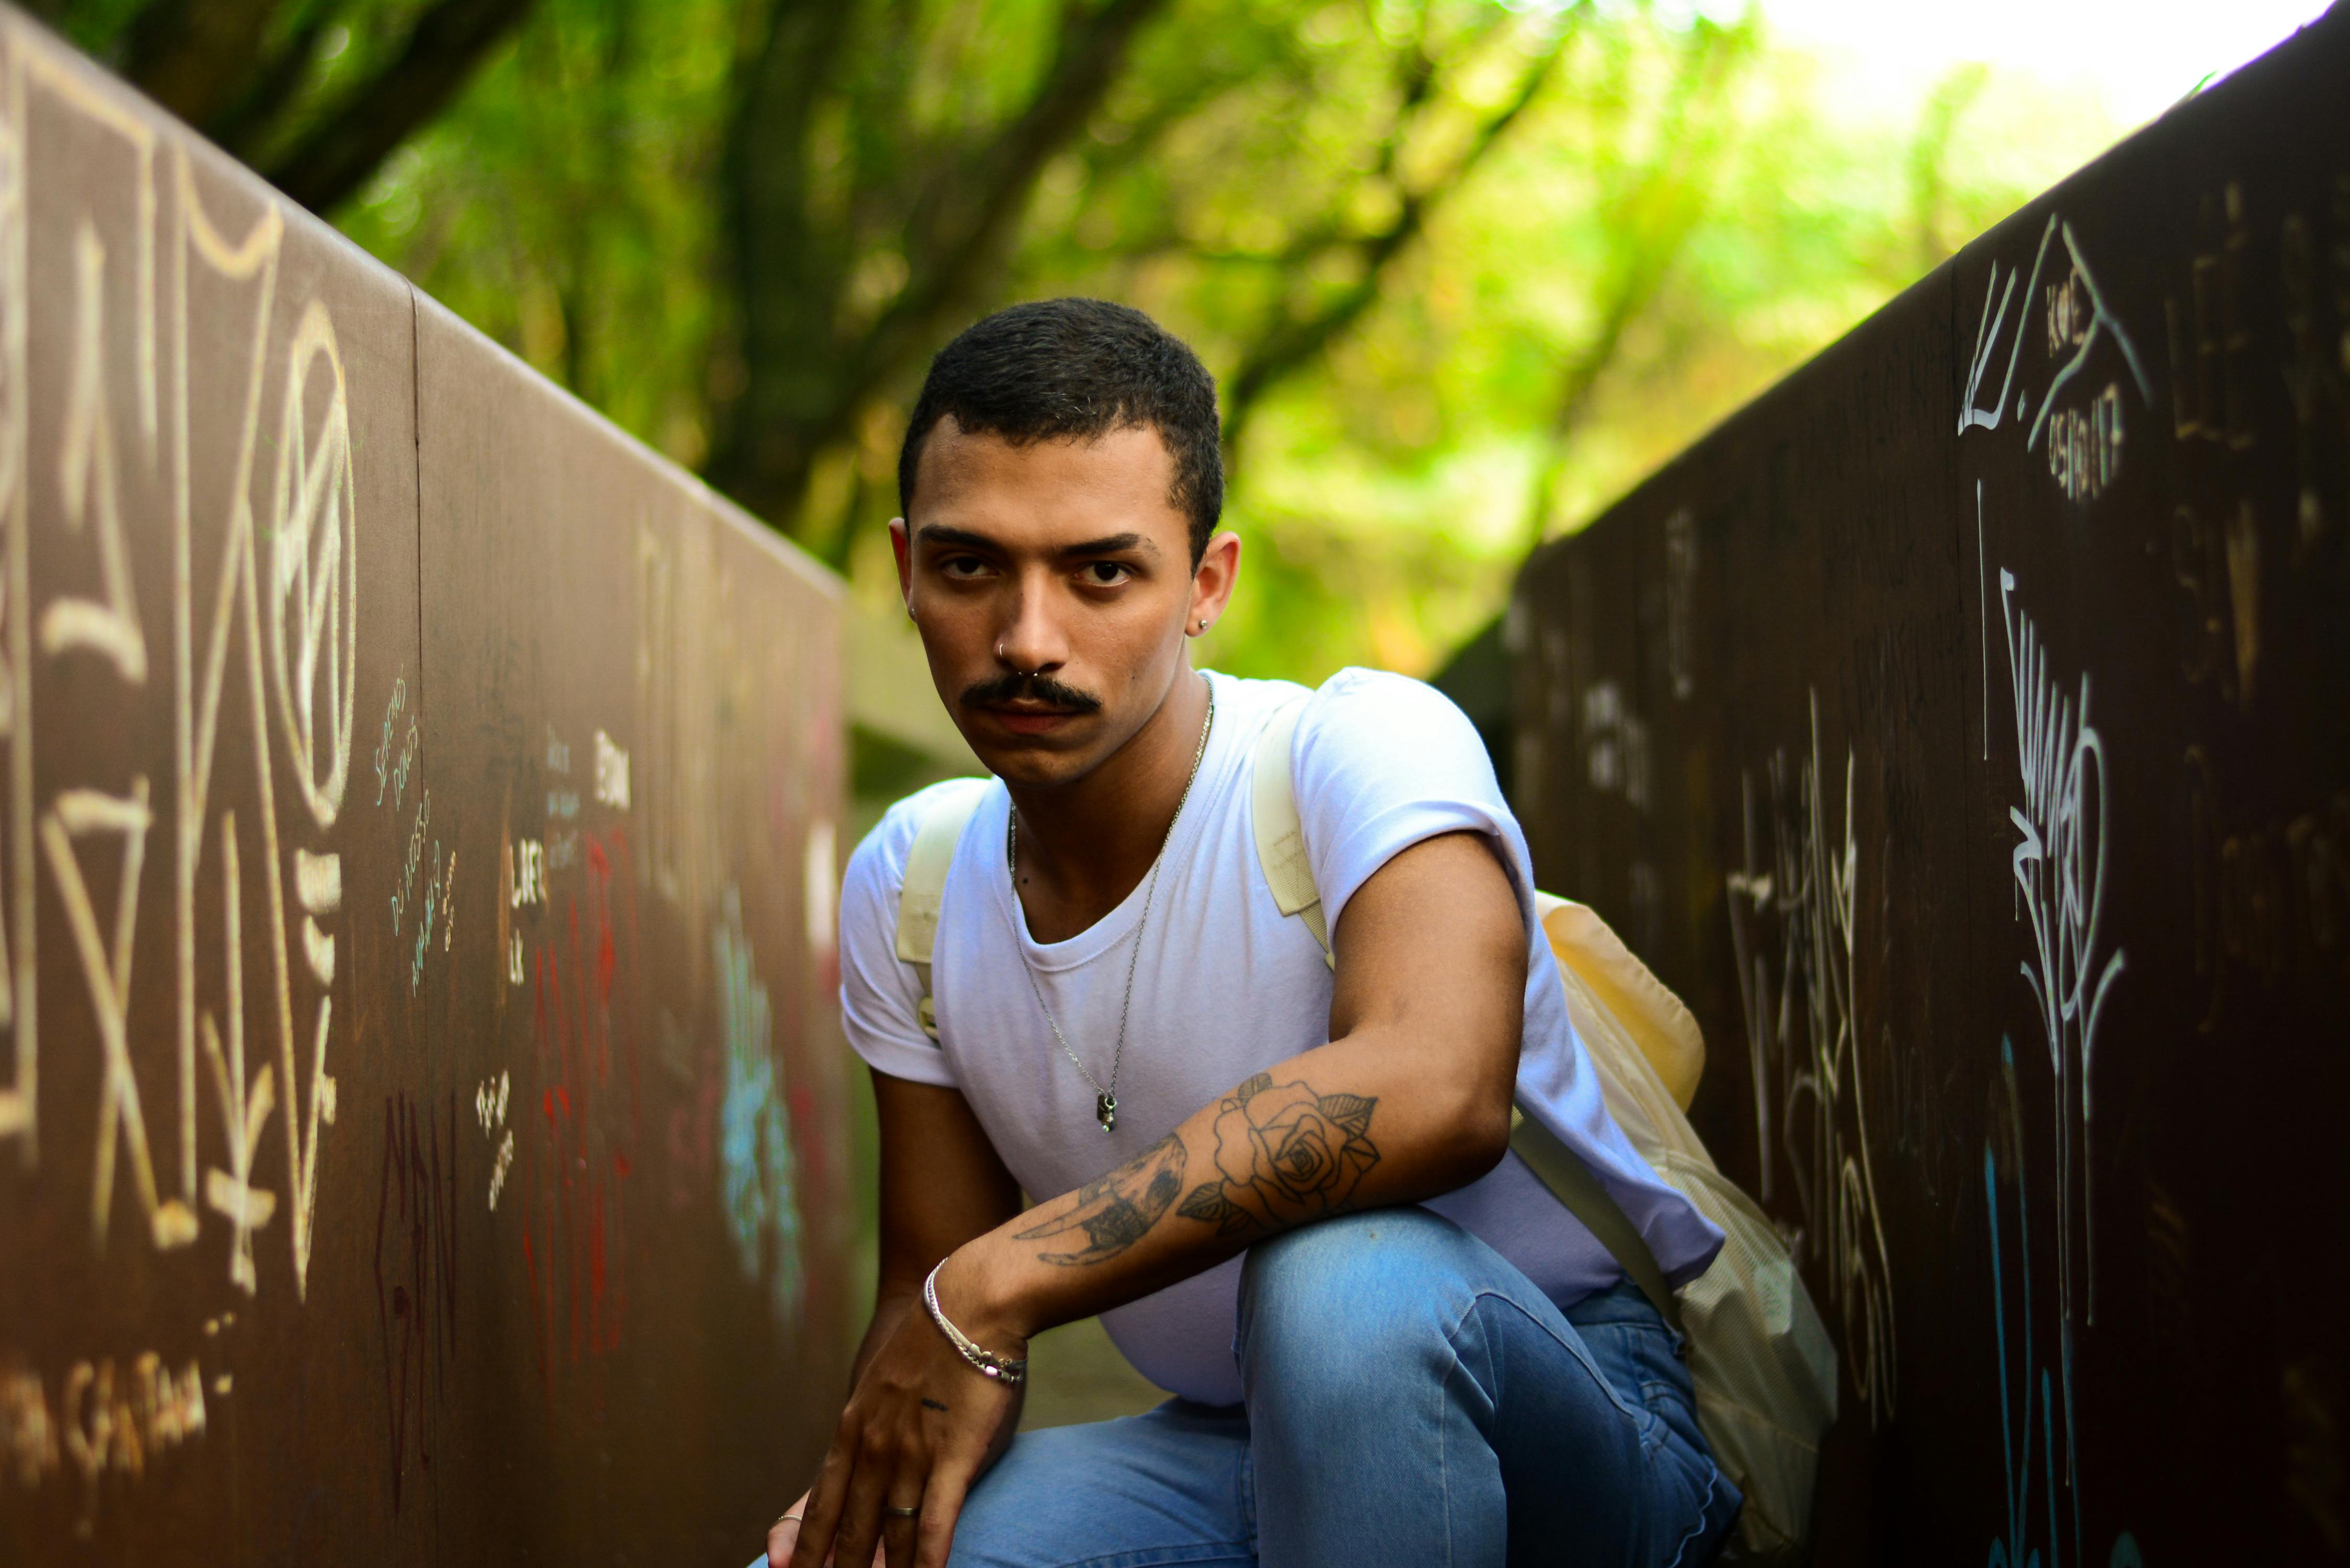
[763,297,1740,1568]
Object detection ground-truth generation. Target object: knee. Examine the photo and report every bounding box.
[1236,1208,1482,1391]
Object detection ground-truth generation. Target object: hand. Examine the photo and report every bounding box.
[767,1492,888,1568]
[789,1253,1023,1568]
[766,1492,863,1568]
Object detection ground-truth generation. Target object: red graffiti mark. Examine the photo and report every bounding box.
[374,1091,458,1514]
[588,836,617,1000]
[585,827,644,1142]
[519,894,636,1406]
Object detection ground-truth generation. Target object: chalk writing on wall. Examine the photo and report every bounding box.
[1724,693,1896,1424]
[1580,680,1650,812]
[0,15,850,1557]
[476,1069,514,1210]
[1983,1039,2142,1568]
[1998,568,2126,1327]
[2164,183,2256,454]
[593,728,630,810]
[1961,214,2155,478]
[1,1350,211,1536]
[0,30,355,1310]
[373,676,414,809]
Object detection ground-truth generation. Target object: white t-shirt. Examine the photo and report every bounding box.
[839,668,1723,1404]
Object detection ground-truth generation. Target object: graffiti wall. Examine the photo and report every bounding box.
[0,10,850,1563]
[1513,10,2349,1562]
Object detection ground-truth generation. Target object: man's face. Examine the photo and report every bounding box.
[892,417,1236,789]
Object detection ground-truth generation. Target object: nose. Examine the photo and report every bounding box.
[993,571,1070,675]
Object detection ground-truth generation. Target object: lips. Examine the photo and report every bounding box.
[987,705,1080,735]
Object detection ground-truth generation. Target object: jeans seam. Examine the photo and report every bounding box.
[1018,1548,1257,1568]
[1659,1453,1723,1568]
[1437,1337,1457,1568]
[1454,1287,1649,1428]
[1448,1286,1715,1564]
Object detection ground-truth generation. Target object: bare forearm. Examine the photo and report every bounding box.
[939,1026,1512,1346]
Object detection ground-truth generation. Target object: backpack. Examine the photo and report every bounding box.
[891,697,1837,1562]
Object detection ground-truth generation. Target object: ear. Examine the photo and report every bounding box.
[890,518,914,613]
[1185,531,1242,639]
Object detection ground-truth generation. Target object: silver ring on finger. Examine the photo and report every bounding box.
[884,1504,921,1519]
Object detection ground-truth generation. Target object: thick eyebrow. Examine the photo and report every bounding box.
[912,524,1000,552]
[1056,532,1157,560]
[913,524,1160,561]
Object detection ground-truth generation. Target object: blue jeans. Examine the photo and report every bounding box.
[935,1208,1739,1568]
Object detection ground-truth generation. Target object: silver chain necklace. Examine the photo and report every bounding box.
[1008,681,1215,1133]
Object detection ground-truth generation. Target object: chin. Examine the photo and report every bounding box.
[973,741,1090,790]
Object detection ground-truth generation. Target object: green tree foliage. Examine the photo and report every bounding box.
[45,0,2118,688]
[36,0,541,212]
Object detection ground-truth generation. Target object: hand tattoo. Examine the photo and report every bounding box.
[921,1398,950,1413]
[1176,1073,1380,1239]
[1015,1134,1188,1265]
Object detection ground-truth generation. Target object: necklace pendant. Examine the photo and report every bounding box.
[1096,1093,1117,1133]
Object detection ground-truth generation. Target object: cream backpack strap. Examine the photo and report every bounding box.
[1506,1109,1685,1335]
[1250,696,1333,969]
[892,778,992,1042]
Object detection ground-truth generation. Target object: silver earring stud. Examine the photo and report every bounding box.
[1198,619,1209,631]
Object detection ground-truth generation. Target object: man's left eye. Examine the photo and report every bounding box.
[1080,562,1131,586]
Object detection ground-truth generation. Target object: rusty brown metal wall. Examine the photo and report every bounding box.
[0,10,851,1562]
[1513,10,2350,1562]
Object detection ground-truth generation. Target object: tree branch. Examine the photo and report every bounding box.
[206,4,343,162]
[120,0,287,128]
[707,0,1174,529]
[1519,20,1755,546]
[1219,25,1566,463]
[855,0,1174,406]
[701,0,867,519]
[259,0,542,214]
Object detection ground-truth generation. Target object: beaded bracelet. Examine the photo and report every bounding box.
[921,1261,1027,1385]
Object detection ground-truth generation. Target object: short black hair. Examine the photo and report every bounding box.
[898,298,1224,564]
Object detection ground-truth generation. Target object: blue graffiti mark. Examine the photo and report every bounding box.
[717,886,802,1324]
[1985,1036,2144,1568]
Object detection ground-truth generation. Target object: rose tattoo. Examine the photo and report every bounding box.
[1177,1074,1381,1237]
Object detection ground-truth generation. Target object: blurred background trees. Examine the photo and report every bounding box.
[40,0,2121,687]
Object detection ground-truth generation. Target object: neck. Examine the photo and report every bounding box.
[1005,664,1210,942]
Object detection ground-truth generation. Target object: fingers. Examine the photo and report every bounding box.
[879,1477,925,1568]
[765,1514,800,1568]
[789,1442,856,1568]
[765,1490,812,1568]
[829,1426,902,1568]
[912,1458,979,1568]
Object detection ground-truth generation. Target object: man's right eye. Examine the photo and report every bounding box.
[939,556,992,579]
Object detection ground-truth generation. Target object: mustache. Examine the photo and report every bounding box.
[959,671,1103,714]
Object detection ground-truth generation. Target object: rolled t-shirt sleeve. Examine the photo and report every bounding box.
[838,795,961,1088]
[1292,667,1535,938]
